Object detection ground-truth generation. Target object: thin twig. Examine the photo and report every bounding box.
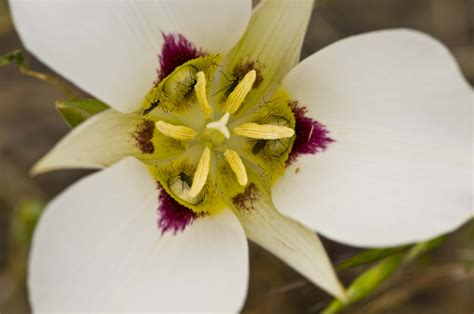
[0,49,76,98]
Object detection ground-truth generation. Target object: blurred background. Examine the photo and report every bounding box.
[0,0,473,313]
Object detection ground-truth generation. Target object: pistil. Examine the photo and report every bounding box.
[206,112,231,139]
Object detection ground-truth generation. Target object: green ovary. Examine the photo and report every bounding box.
[138,56,296,215]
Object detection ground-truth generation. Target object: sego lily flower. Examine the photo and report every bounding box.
[11,0,472,312]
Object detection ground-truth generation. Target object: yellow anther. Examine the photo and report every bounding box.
[189,147,212,198]
[233,123,295,139]
[224,149,248,186]
[155,120,197,140]
[194,71,213,118]
[223,70,256,114]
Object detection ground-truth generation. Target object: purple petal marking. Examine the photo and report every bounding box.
[156,184,204,235]
[157,33,206,83]
[287,101,334,165]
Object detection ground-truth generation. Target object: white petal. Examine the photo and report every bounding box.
[29,157,249,312]
[10,0,251,113]
[275,29,473,247]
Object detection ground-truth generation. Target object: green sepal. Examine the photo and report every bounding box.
[56,99,110,128]
[216,164,347,300]
[210,0,313,117]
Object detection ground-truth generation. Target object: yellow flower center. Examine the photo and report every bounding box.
[141,56,297,214]
[154,70,293,197]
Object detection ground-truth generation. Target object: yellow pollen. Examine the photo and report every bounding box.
[194,71,213,118]
[224,149,248,186]
[223,70,256,114]
[155,120,197,140]
[189,147,212,198]
[233,123,295,139]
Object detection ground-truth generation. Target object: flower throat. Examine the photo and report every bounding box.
[138,55,297,215]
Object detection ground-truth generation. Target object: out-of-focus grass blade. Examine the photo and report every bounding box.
[323,253,404,314]
[405,235,447,262]
[323,235,448,313]
[56,99,109,128]
[336,246,409,271]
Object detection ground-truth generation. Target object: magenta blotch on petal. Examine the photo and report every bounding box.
[157,184,204,234]
[157,33,206,83]
[287,102,334,165]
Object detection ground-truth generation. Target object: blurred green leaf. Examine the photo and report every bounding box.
[462,251,474,271]
[336,246,409,271]
[0,49,75,97]
[13,199,44,246]
[56,99,109,128]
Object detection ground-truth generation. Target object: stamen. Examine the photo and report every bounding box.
[224,149,248,186]
[155,120,197,140]
[233,123,295,139]
[189,147,212,198]
[194,71,213,118]
[223,70,256,114]
[206,112,231,139]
